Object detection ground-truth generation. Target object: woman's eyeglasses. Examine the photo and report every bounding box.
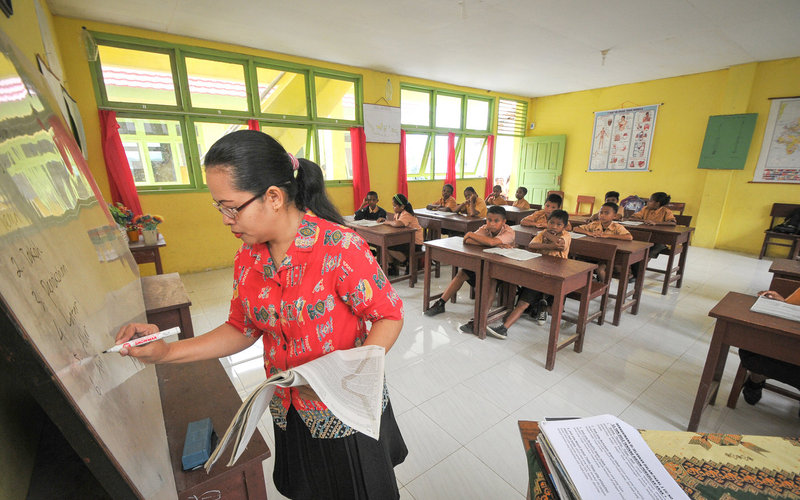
[212,192,265,219]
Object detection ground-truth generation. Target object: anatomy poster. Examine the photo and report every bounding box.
[589,104,658,172]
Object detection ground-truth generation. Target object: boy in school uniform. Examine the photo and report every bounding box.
[573,202,632,281]
[424,206,515,325]
[485,185,507,205]
[454,186,488,218]
[353,190,387,221]
[520,193,571,230]
[427,183,458,212]
[588,191,621,221]
[486,210,571,339]
[512,187,531,210]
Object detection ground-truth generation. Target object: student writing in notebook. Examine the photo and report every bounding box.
[486,210,571,339]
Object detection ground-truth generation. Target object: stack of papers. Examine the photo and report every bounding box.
[483,247,540,261]
[619,220,644,226]
[750,295,800,322]
[568,232,586,239]
[348,219,382,227]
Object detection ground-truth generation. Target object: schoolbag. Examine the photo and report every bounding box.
[620,195,646,213]
[773,208,800,234]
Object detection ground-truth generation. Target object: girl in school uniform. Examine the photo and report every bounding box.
[379,193,424,274]
[628,191,676,262]
[114,130,407,500]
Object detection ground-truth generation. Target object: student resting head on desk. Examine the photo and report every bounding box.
[379,193,424,275]
[485,184,507,205]
[424,205,514,332]
[573,202,632,282]
[454,186,488,218]
[113,130,408,500]
[739,287,800,417]
[353,190,387,221]
[486,209,571,340]
[519,193,571,230]
[427,183,457,212]
[512,186,530,210]
[588,190,621,221]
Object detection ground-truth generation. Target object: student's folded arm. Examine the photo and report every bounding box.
[573,225,589,234]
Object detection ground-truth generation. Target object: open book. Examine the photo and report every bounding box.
[538,415,688,499]
[204,345,386,472]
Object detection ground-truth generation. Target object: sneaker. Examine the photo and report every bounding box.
[459,322,474,334]
[486,324,508,340]
[424,299,445,316]
[536,299,548,326]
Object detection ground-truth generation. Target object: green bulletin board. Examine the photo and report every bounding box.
[697,113,757,170]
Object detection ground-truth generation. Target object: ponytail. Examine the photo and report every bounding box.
[295,158,344,225]
[393,193,414,215]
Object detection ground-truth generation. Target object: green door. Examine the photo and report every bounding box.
[515,135,566,206]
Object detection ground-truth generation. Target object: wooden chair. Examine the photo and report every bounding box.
[403,218,440,279]
[759,203,800,260]
[565,239,617,326]
[727,360,800,410]
[666,202,685,215]
[574,195,595,216]
[628,229,652,243]
[675,214,692,226]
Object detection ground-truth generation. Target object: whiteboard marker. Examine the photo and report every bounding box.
[104,327,181,353]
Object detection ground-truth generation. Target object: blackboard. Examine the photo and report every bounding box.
[697,113,757,170]
[0,31,176,498]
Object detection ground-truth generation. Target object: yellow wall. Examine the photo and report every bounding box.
[531,59,800,255]
[53,17,518,274]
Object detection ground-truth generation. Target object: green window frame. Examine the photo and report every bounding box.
[89,32,363,192]
[400,84,493,181]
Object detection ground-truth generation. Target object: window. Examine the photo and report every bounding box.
[494,99,528,189]
[400,85,493,180]
[91,33,362,190]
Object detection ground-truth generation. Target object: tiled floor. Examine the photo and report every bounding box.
[181,247,799,499]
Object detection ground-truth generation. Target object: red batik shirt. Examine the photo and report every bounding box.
[226,213,403,438]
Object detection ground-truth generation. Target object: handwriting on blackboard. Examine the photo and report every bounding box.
[40,263,67,297]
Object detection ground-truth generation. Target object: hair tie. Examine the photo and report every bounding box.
[288,153,299,171]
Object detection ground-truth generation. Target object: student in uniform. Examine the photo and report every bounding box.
[353,190,387,221]
[113,130,407,500]
[485,184,507,205]
[740,287,800,416]
[486,210,570,339]
[454,186,488,218]
[588,191,621,221]
[512,187,531,210]
[427,183,458,212]
[424,205,515,328]
[379,194,424,275]
[573,202,632,281]
[520,193,571,230]
[628,191,676,263]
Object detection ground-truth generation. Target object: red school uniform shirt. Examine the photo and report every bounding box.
[226,213,403,438]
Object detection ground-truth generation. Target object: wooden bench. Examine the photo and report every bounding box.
[759,203,800,260]
[142,272,194,339]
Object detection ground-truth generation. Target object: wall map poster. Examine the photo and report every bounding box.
[752,97,800,183]
[588,104,659,172]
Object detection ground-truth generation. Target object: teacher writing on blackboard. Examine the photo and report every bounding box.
[115,130,407,500]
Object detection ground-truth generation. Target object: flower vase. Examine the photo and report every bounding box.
[142,228,158,245]
[126,228,140,242]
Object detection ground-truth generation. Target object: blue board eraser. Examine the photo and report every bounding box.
[182,417,214,470]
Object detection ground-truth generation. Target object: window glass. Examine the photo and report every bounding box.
[256,67,308,116]
[260,125,309,159]
[435,94,462,129]
[194,121,248,184]
[315,76,356,121]
[433,135,450,179]
[185,57,248,111]
[494,135,521,185]
[405,133,430,177]
[466,99,490,131]
[463,137,487,177]
[317,129,352,180]
[400,89,430,126]
[119,117,188,185]
[98,45,177,106]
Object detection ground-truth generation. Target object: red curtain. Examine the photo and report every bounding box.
[397,130,408,197]
[349,127,371,210]
[484,135,496,198]
[445,132,457,192]
[98,110,142,215]
[247,119,260,131]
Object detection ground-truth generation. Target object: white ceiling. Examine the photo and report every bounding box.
[48,0,800,97]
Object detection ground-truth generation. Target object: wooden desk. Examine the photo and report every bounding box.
[769,258,800,296]
[142,272,194,339]
[478,253,595,370]
[415,208,486,235]
[511,225,653,326]
[688,292,800,432]
[157,359,270,499]
[423,237,487,326]
[628,224,695,295]
[344,219,418,287]
[129,233,166,274]
[502,206,534,225]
